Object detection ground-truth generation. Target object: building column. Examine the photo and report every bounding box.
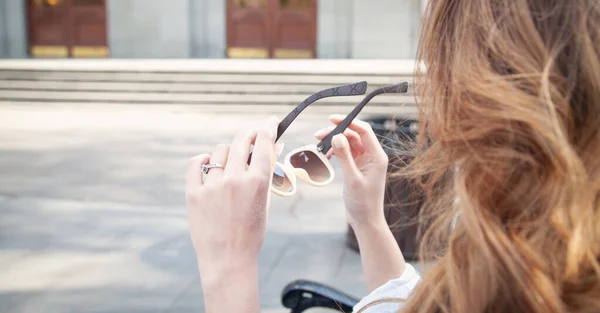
[317,0,352,59]
[189,0,226,58]
[107,0,191,58]
[350,0,421,59]
[0,0,28,58]
[0,0,6,58]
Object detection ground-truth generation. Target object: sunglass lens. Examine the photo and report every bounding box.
[272,164,294,193]
[289,150,331,183]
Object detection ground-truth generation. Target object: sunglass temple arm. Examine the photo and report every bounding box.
[247,81,368,165]
[275,81,368,142]
[316,81,409,154]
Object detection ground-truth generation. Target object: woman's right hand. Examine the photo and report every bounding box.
[316,115,407,291]
[314,114,389,230]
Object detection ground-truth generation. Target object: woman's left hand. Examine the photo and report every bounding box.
[186,116,280,313]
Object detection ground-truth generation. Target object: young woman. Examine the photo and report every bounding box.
[185,0,600,312]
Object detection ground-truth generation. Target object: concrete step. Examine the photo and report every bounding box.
[0,79,414,95]
[0,101,418,116]
[0,90,414,106]
[0,59,416,75]
[0,70,411,85]
[0,60,417,109]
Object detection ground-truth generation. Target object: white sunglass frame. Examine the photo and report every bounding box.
[267,82,409,196]
[270,144,335,197]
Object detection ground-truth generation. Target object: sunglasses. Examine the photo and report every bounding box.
[271,81,409,197]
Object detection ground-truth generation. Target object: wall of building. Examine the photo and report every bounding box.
[0,0,424,59]
[316,0,352,59]
[0,0,28,58]
[107,0,191,58]
[189,0,226,58]
[0,0,5,58]
[351,0,421,59]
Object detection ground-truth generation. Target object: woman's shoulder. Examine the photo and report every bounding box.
[353,264,422,313]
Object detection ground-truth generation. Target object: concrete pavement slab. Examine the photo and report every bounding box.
[0,103,418,313]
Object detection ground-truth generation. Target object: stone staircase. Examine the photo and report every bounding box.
[0,59,416,114]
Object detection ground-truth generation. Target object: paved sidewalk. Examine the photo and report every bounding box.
[0,104,422,313]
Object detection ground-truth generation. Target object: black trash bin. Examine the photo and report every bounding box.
[345,116,424,261]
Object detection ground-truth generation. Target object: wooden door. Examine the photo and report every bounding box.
[69,0,108,57]
[227,0,316,58]
[272,0,316,58]
[28,0,108,58]
[28,0,70,57]
[227,0,271,58]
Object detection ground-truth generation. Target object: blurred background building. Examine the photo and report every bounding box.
[0,0,426,59]
[0,1,424,312]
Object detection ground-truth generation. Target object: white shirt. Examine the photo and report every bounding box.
[353,264,422,313]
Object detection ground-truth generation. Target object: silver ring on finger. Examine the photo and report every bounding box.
[201,163,225,174]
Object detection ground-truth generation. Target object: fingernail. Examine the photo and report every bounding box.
[332,134,345,149]
[270,116,280,123]
[276,143,285,157]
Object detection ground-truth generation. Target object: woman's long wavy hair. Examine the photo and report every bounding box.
[398,0,600,312]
